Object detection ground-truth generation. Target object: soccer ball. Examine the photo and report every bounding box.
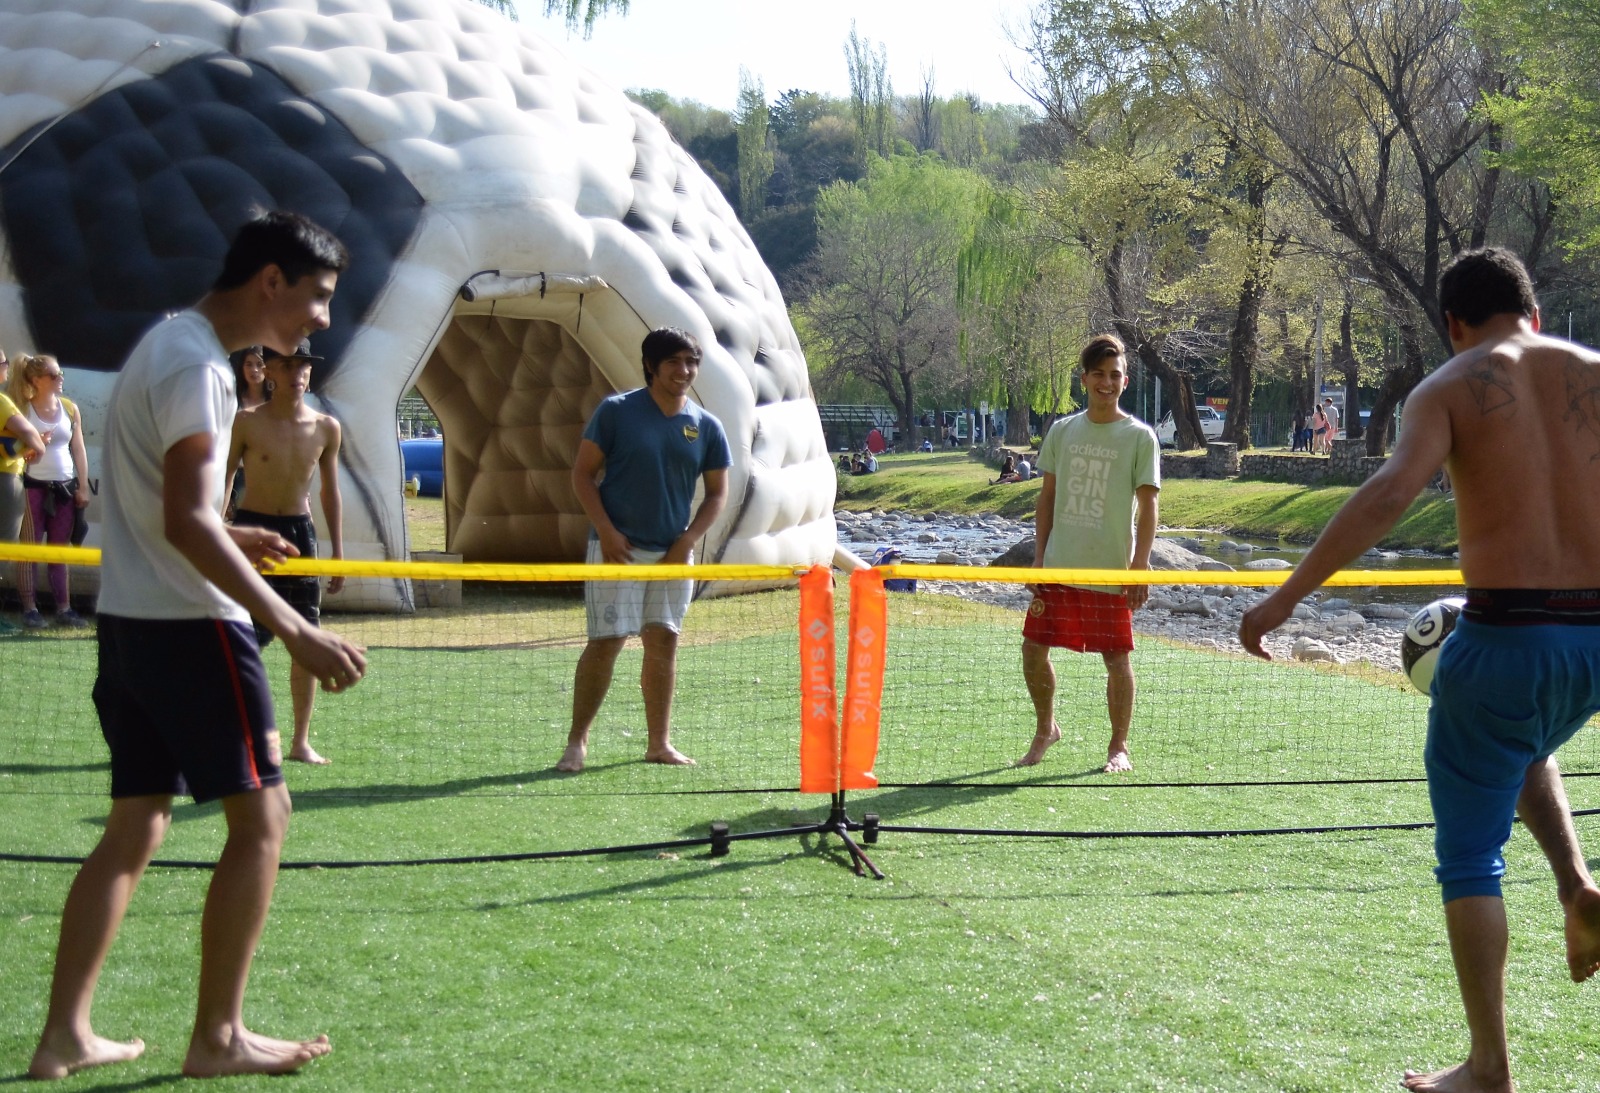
[1401,597,1466,695]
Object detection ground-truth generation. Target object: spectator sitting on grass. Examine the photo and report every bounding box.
[992,453,1021,484]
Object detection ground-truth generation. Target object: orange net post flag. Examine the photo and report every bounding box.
[797,565,839,793]
[840,567,886,789]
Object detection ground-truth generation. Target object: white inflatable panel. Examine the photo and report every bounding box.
[0,0,838,610]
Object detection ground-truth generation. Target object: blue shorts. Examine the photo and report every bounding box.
[93,614,283,804]
[1426,617,1600,902]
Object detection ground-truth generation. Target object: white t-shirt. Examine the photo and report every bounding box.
[98,310,248,621]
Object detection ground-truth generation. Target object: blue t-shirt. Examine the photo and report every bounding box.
[582,387,732,551]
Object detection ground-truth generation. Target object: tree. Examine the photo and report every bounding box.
[801,156,988,444]
[1470,0,1600,252]
[541,0,628,36]
[845,24,895,169]
[958,178,1088,444]
[1195,0,1552,452]
[734,69,774,220]
[1014,0,1224,450]
[911,69,938,153]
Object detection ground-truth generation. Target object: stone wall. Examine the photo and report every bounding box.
[987,436,1388,485]
[1163,438,1388,484]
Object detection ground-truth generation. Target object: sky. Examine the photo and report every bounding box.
[512,0,1039,112]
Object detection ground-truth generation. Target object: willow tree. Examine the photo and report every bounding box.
[801,156,988,445]
[540,0,627,34]
[957,181,1088,445]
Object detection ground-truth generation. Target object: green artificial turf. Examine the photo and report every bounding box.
[8,585,1600,1090]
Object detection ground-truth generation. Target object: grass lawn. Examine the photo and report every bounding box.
[832,451,1459,553]
[5,581,1600,1090]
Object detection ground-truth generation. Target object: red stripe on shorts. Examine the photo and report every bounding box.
[212,620,262,789]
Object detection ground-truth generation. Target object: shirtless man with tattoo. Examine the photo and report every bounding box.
[1240,247,1600,1093]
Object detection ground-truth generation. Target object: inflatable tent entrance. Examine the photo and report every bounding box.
[420,270,644,564]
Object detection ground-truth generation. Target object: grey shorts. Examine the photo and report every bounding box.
[584,539,693,639]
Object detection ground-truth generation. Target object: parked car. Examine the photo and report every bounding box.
[1336,409,1373,440]
[1155,406,1226,447]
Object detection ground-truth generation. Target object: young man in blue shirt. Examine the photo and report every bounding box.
[557,328,732,773]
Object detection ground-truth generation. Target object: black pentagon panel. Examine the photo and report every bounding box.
[0,53,424,386]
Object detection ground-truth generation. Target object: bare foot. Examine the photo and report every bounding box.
[182,1027,330,1078]
[555,743,586,773]
[288,745,331,765]
[28,1029,145,1080]
[1015,722,1061,767]
[1563,883,1600,982]
[644,745,696,766]
[1400,1061,1512,1092]
[1103,745,1133,773]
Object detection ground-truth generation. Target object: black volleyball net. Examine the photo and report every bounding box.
[6,544,1591,862]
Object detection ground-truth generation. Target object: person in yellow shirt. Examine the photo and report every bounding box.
[0,348,46,633]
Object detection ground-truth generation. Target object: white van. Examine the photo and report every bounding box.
[1155,406,1226,447]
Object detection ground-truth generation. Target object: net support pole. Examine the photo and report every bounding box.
[712,564,885,878]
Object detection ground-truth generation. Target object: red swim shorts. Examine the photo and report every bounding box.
[1022,584,1134,654]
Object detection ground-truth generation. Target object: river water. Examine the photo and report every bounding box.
[837,511,1461,608]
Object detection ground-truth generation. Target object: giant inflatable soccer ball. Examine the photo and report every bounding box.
[0,0,837,607]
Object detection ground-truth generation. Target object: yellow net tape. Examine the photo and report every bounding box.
[0,542,1463,587]
[879,564,1464,587]
[0,543,808,583]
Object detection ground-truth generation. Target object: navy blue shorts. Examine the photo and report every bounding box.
[232,509,321,646]
[93,614,283,803]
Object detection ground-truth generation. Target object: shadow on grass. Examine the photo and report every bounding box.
[482,852,778,908]
[0,1073,185,1090]
[684,769,1098,838]
[0,761,110,776]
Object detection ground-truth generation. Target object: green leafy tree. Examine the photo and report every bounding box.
[801,156,988,444]
[958,178,1088,444]
[1471,0,1600,253]
[845,24,895,169]
[1015,0,1225,450]
[735,69,774,220]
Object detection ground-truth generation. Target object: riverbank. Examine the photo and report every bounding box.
[834,450,1459,552]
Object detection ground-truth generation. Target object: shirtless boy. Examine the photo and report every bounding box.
[28,210,365,1081]
[226,339,344,764]
[1240,247,1600,1093]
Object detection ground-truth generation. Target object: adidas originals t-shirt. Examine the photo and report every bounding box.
[1036,411,1160,582]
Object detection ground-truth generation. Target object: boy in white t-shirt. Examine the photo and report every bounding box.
[29,211,366,1082]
